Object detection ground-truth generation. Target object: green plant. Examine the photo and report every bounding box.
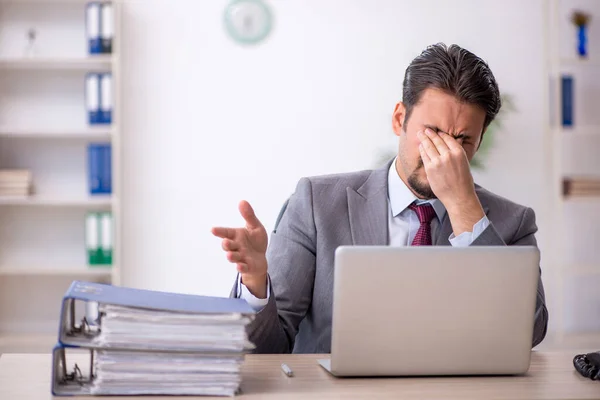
[470,95,515,169]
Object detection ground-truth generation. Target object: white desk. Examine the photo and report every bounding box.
[0,351,599,399]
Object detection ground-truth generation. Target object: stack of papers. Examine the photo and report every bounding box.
[0,169,32,197]
[92,304,253,352]
[87,305,253,396]
[91,351,245,396]
[52,281,256,397]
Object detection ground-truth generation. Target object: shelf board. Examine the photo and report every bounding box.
[562,194,600,202]
[0,127,113,140]
[558,58,600,68]
[0,0,91,3]
[0,195,114,207]
[0,56,114,71]
[0,266,112,277]
[555,127,600,136]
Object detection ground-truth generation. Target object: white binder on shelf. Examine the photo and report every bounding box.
[100,2,114,54]
[85,73,101,125]
[99,212,113,265]
[100,73,113,124]
[85,212,100,265]
[86,2,102,54]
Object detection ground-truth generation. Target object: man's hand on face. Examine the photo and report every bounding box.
[417,128,485,237]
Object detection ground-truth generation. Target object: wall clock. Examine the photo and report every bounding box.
[224,0,273,45]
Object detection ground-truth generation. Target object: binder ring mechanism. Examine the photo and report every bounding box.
[57,347,95,387]
[57,299,100,386]
[65,299,101,338]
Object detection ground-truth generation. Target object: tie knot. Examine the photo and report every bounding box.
[408,202,436,225]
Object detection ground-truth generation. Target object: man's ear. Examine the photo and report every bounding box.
[392,102,406,137]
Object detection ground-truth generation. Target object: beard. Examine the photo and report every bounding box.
[407,158,437,199]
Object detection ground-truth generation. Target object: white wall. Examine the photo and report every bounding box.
[120,0,551,305]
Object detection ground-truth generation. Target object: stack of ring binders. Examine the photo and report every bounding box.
[51,280,256,396]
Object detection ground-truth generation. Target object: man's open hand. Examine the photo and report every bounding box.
[211,201,269,298]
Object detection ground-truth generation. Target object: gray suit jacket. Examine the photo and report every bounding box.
[231,161,549,353]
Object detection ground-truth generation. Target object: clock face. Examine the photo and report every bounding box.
[224,0,273,45]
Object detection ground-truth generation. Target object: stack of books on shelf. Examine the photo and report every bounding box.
[52,281,256,396]
[563,177,600,197]
[0,169,32,197]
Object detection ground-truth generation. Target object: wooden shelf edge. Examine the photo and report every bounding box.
[0,267,113,277]
[0,129,113,139]
[0,56,115,70]
[0,196,114,207]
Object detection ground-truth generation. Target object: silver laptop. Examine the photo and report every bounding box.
[318,246,540,377]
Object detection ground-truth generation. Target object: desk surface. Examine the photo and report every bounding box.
[0,352,598,399]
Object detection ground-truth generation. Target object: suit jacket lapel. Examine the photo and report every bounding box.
[433,213,453,246]
[347,162,390,246]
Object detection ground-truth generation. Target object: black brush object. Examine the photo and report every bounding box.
[573,351,600,380]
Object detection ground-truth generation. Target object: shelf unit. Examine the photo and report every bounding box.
[546,0,600,346]
[0,0,121,351]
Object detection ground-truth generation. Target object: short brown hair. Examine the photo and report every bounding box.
[402,43,501,130]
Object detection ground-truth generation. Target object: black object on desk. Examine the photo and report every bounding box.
[573,351,600,380]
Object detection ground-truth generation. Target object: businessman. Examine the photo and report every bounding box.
[212,43,549,353]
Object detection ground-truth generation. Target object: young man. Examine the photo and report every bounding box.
[212,43,549,353]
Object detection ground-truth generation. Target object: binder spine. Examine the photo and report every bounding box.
[100,212,113,265]
[86,2,102,54]
[86,212,100,265]
[100,2,114,54]
[85,73,100,125]
[99,73,113,124]
[101,143,112,194]
[87,143,111,195]
[561,75,573,127]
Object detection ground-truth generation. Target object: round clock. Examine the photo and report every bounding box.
[224,0,273,45]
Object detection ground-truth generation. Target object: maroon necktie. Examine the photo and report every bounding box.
[408,203,436,246]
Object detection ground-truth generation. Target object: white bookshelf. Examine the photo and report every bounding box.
[545,0,600,347]
[0,0,122,351]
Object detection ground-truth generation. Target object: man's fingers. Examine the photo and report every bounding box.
[417,131,440,160]
[211,227,236,240]
[222,239,239,252]
[236,263,248,274]
[438,132,464,153]
[419,144,431,167]
[227,251,243,263]
[424,129,450,155]
[239,200,263,229]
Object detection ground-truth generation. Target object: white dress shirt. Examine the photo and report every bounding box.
[238,158,490,311]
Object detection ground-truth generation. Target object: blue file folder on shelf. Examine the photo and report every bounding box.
[561,75,574,127]
[58,280,256,351]
[87,143,111,195]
